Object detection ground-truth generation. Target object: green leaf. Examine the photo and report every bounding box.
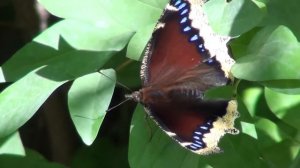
[68,69,116,145]
[126,23,156,60]
[0,132,25,155]
[0,68,66,139]
[204,0,264,36]
[265,88,300,131]
[232,26,300,81]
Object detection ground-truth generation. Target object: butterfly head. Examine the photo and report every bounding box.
[125,91,142,103]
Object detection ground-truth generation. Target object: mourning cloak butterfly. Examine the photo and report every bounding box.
[127,0,239,155]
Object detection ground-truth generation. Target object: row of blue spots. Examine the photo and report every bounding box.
[171,0,212,63]
[186,120,213,151]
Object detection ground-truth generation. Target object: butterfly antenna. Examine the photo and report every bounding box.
[97,70,133,92]
[106,97,132,112]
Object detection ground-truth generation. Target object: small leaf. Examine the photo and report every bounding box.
[68,69,116,145]
[241,121,257,139]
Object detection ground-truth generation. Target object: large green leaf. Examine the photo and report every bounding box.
[204,0,264,36]
[0,68,66,139]
[232,26,300,81]
[68,69,116,145]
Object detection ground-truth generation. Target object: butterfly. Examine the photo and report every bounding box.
[126,0,239,155]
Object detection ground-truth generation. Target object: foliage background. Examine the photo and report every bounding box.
[0,0,300,167]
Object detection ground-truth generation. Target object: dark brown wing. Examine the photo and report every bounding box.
[142,12,203,86]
